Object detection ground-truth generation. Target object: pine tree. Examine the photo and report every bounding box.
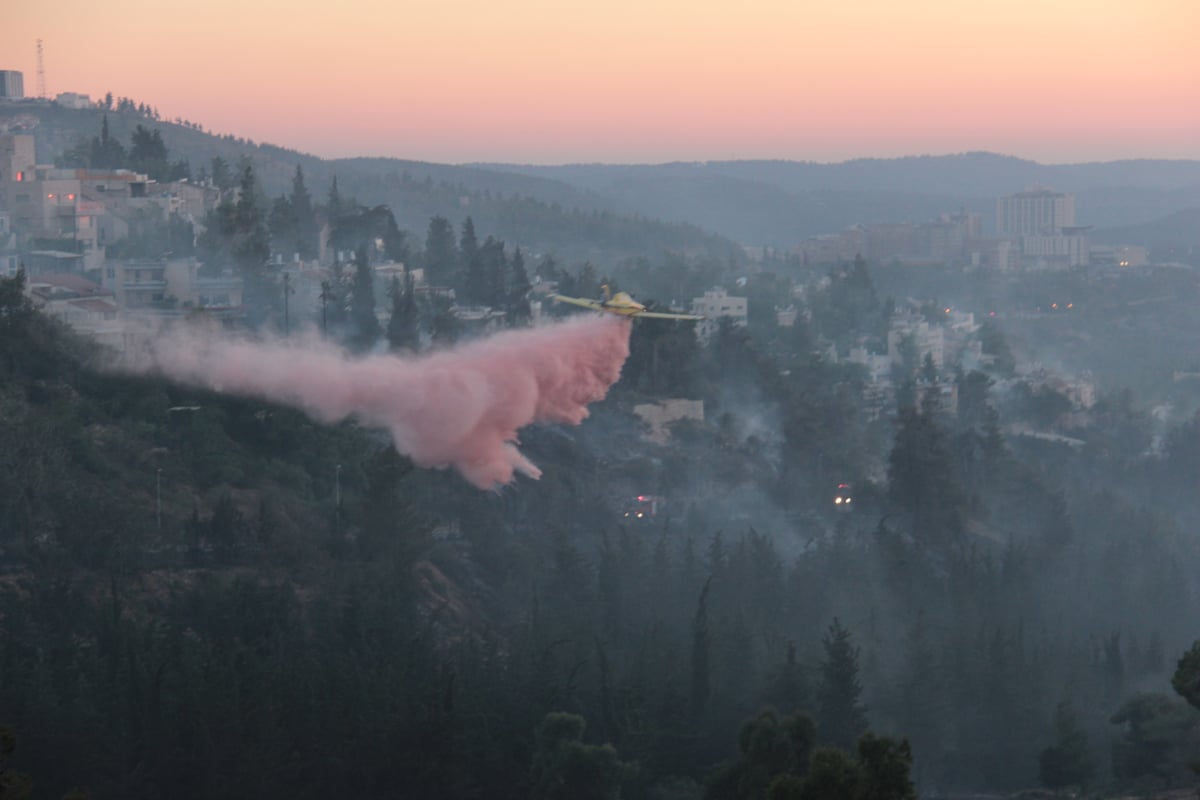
[233,163,274,321]
[764,642,810,717]
[129,124,170,179]
[817,618,868,751]
[426,292,460,347]
[887,405,966,550]
[894,613,944,776]
[210,155,233,191]
[89,114,128,169]
[469,235,508,308]
[423,216,458,287]
[690,577,712,718]
[1038,700,1093,789]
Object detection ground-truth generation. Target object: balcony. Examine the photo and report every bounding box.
[122,279,167,290]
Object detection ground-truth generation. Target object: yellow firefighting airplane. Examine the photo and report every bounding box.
[552,285,704,321]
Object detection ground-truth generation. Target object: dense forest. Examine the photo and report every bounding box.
[4,200,1200,798]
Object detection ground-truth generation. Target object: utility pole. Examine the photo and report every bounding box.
[36,39,46,98]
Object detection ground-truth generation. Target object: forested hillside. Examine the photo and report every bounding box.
[4,243,1200,798]
[0,102,740,266]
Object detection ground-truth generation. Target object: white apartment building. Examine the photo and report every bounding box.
[997,187,1088,268]
[888,318,945,369]
[691,287,747,341]
[997,188,1075,236]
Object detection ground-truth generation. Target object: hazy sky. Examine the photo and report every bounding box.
[6,0,1199,165]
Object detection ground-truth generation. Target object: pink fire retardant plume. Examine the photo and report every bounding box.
[140,316,631,489]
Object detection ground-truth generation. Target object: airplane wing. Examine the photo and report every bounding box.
[552,294,605,311]
[634,310,705,321]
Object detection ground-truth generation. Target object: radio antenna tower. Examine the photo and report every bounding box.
[36,39,47,98]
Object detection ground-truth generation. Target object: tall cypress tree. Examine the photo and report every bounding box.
[507,246,532,324]
[289,165,318,261]
[386,273,419,352]
[327,175,343,220]
[348,245,380,351]
[459,217,479,301]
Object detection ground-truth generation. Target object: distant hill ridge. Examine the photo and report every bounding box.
[5,101,1199,249]
[478,152,1200,195]
[477,153,1200,246]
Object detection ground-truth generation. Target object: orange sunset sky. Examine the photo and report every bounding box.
[6,0,1199,165]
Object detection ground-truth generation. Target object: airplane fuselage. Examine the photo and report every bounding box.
[601,292,646,316]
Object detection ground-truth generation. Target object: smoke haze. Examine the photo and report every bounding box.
[128,316,631,489]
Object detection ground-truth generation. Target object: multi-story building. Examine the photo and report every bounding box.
[0,71,23,100]
[997,187,1088,268]
[0,133,36,183]
[967,238,1016,272]
[888,316,945,369]
[795,227,867,265]
[24,272,127,348]
[55,92,91,109]
[847,346,892,383]
[865,223,918,263]
[1023,228,1090,268]
[1,134,164,271]
[103,258,243,311]
[997,188,1075,237]
[691,286,748,341]
[923,211,981,264]
[797,211,985,268]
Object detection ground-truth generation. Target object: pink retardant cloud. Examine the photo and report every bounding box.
[139,316,632,489]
